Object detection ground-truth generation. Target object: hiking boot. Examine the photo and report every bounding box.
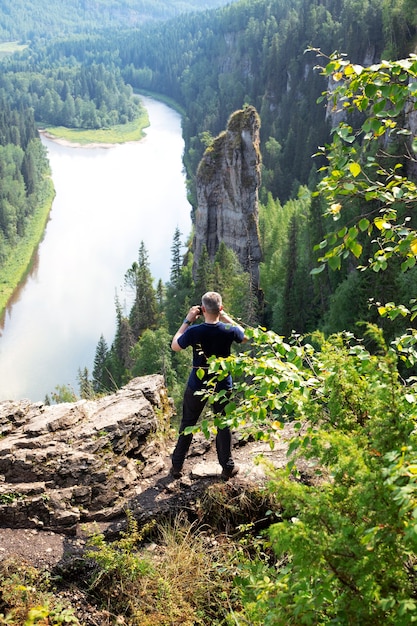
[220,466,239,481]
[170,465,183,479]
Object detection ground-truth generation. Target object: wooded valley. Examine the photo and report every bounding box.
[1,1,417,624]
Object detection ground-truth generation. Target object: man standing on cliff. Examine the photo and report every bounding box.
[170,291,247,480]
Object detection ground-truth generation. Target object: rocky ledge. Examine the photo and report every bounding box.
[0,375,172,534]
[0,374,298,544]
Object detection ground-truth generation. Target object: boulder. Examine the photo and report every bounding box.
[0,375,171,533]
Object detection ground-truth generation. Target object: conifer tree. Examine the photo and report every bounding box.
[170,226,183,287]
[77,367,94,399]
[126,241,157,339]
[92,334,110,393]
[281,216,302,335]
[165,231,195,334]
[156,278,166,321]
[108,297,135,387]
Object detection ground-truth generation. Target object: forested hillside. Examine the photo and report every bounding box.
[43,0,413,201]
[0,59,143,129]
[0,101,50,280]
[0,0,235,40]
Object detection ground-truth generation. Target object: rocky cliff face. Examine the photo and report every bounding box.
[0,375,171,533]
[193,105,262,287]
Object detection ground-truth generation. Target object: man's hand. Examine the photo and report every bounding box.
[171,305,202,351]
[187,305,202,324]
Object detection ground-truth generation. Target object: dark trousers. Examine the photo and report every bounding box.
[171,385,234,470]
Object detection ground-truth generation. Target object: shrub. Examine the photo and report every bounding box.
[0,558,79,625]
[216,327,417,625]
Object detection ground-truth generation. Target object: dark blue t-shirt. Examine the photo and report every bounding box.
[178,322,244,391]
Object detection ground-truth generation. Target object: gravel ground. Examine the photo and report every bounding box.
[0,527,79,568]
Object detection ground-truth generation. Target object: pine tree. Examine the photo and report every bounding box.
[281,216,300,336]
[170,227,183,287]
[21,149,35,195]
[156,278,165,319]
[92,334,110,393]
[126,241,157,338]
[165,250,195,335]
[115,303,135,370]
[77,367,94,399]
[107,297,135,387]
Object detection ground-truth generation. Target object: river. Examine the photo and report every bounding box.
[0,97,191,402]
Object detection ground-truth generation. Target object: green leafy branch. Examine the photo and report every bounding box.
[310,49,417,274]
[204,327,320,442]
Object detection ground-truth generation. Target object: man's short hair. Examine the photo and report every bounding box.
[202,291,222,313]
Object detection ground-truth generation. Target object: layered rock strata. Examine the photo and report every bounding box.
[0,375,171,533]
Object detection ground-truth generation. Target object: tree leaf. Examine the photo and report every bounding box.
[359,218,370,231]
[349,162,361,177]
[350,240,363,258]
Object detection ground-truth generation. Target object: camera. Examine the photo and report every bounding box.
[197,306,202,315]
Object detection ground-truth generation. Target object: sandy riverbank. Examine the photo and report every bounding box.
[39,129,121,149]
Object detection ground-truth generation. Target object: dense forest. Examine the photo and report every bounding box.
[0,61,143,129]
[0,0,234,40]
[0,101,50,264]
[1,1,417,624]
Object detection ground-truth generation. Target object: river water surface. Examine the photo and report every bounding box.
[0,97,191,401]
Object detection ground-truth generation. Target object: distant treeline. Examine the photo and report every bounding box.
[0,0,233,41]
[0,57,143,129]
